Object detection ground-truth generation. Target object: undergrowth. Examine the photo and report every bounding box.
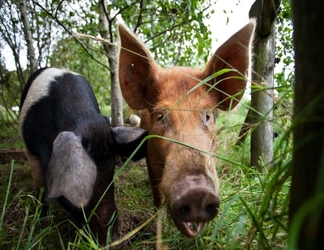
[0,101,292,249]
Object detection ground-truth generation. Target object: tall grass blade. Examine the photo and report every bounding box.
[0,159,15,245]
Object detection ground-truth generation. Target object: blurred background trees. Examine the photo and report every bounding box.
[0,0,213,126]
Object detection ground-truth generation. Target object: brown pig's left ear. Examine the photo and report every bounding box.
[203,19,256,110]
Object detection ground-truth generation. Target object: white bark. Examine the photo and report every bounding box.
[99,0,124,126]
[248,0,281,170]
[19,0,36,73]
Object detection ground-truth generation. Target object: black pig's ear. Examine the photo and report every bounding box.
[112,126,148,161]
[46,131,97,208]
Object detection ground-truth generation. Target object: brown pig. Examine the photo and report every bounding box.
[117,20,255,237]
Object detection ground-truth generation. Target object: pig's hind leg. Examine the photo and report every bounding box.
[25,149,49,215]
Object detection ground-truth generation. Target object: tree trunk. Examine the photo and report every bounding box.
[248,0,280,170]
[19,0,36,73]
[289,0,324,248]
[108,45,124,126]
[98,0,124,126]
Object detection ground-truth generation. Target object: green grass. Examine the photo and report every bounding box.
[0,161,289,249]
[0,102,292,249]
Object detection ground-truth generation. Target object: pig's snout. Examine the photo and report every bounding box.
[169,175,220,237]
[172,187,219,222]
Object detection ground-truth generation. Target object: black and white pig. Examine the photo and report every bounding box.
[19,67,148,244]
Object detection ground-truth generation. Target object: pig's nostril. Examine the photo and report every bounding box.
[205,204,218,218]
[180,205,191,215]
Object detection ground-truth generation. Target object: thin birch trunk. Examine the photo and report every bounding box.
[98,0,123,126]
[19,0,36,73]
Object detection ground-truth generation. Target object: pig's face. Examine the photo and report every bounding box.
[142,69,220,236]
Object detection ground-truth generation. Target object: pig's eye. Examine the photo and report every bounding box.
[205,113,211,122]
[204,110,215,123]
[156,112,165,123]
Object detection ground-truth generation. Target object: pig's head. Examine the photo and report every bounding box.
[45,126,148,212]
[118,21,255,237]
[44,125,147,243]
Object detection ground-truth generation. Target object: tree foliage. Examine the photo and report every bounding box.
[114,0,213,67]
[0,0,214,123]
[275,0,294,102]
[0,0,59,121]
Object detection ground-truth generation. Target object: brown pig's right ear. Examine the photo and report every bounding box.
[203,19,255,110]
[118,23,159,110]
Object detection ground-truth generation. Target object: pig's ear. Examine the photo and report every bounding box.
[203,19,256,110]
[112,126,148,160]
[118,23,159,110]
[46,131,97,208]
